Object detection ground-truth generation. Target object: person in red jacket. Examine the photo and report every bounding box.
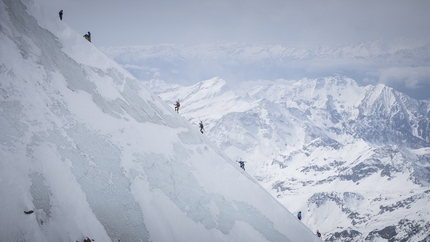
[174,100,180,113]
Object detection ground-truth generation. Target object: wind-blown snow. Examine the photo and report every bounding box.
[0,0,321,241]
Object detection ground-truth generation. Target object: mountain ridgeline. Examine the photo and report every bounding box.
[146,76,430,241]
[0,0,322,241]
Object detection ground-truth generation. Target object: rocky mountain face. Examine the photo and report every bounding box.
[145,76,430,241]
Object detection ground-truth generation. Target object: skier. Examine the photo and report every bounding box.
[174,100,180,113]
[316,230,322,238]
[87,31,91,42]
[59,10,63,20]
[238,160,245,170]
[297,211,302,220]
[199,121,204,134]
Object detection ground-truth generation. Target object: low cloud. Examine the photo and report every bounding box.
[379,67,430,89]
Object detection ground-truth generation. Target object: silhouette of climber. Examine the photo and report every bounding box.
[199,121,204,134]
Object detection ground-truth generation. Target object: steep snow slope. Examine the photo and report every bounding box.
[0,0,321,241]
[145,77,430,241]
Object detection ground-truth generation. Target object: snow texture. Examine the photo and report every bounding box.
[0,0,320,241]
[145,76,430,241]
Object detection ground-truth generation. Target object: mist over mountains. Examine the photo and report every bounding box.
[145,76,430,241]
[1,0,429,241]
[101,40,430,100]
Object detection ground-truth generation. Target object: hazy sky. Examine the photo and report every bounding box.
[36,0,430,47]
[31,0,430,99]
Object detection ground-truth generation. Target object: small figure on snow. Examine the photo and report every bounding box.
[59,10,63,20]
[316,230,322,238]
[297,211,302,220]
[84,31,91,42]
[199,121,204,134]
[238,160,245,170]
[174,100,180,113]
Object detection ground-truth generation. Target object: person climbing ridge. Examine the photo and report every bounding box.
[174,100,180,113]
[297,211,302,220]
[83,32,89,42]
[316,230,322,238]
[237,160,245,170]
[59,10,63,20]
[199,121,204,134]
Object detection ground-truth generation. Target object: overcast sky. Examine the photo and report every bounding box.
[32,0,430,99]
[36,0,430,47]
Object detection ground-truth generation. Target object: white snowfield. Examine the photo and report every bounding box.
[0,0,321,241]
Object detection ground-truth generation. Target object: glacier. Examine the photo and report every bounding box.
[0,0,321,241]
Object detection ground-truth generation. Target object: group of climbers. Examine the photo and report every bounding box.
[297,211,323,239]
[58,10,91,43]
[173,100,247,171]
[57,8,324,239]
[173,100,205,134]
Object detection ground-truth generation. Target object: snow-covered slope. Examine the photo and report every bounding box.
[0,0,321,241]
[145,77,430,241]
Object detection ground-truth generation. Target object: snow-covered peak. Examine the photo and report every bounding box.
[146,75,430,241]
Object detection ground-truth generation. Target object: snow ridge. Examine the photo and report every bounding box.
[0,0,321,241]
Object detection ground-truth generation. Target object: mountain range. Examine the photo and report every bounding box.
[145,76,430,241]
[101,39,430,100]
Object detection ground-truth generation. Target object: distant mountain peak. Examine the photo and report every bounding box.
[146,75,430,241]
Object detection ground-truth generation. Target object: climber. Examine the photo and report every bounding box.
[174,100,180,113]
[316,230,322,238]
[199,121,204,134]
[84,31,91,42]
[59,10,63,20]
[238,160,245,170]
[297,211,302,220]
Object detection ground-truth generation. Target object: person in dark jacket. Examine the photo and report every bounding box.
[199,121,204,134]
[59,10,63,20]
[84,31,91,42]
[238,160,245,170]
[297,211,302,220]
